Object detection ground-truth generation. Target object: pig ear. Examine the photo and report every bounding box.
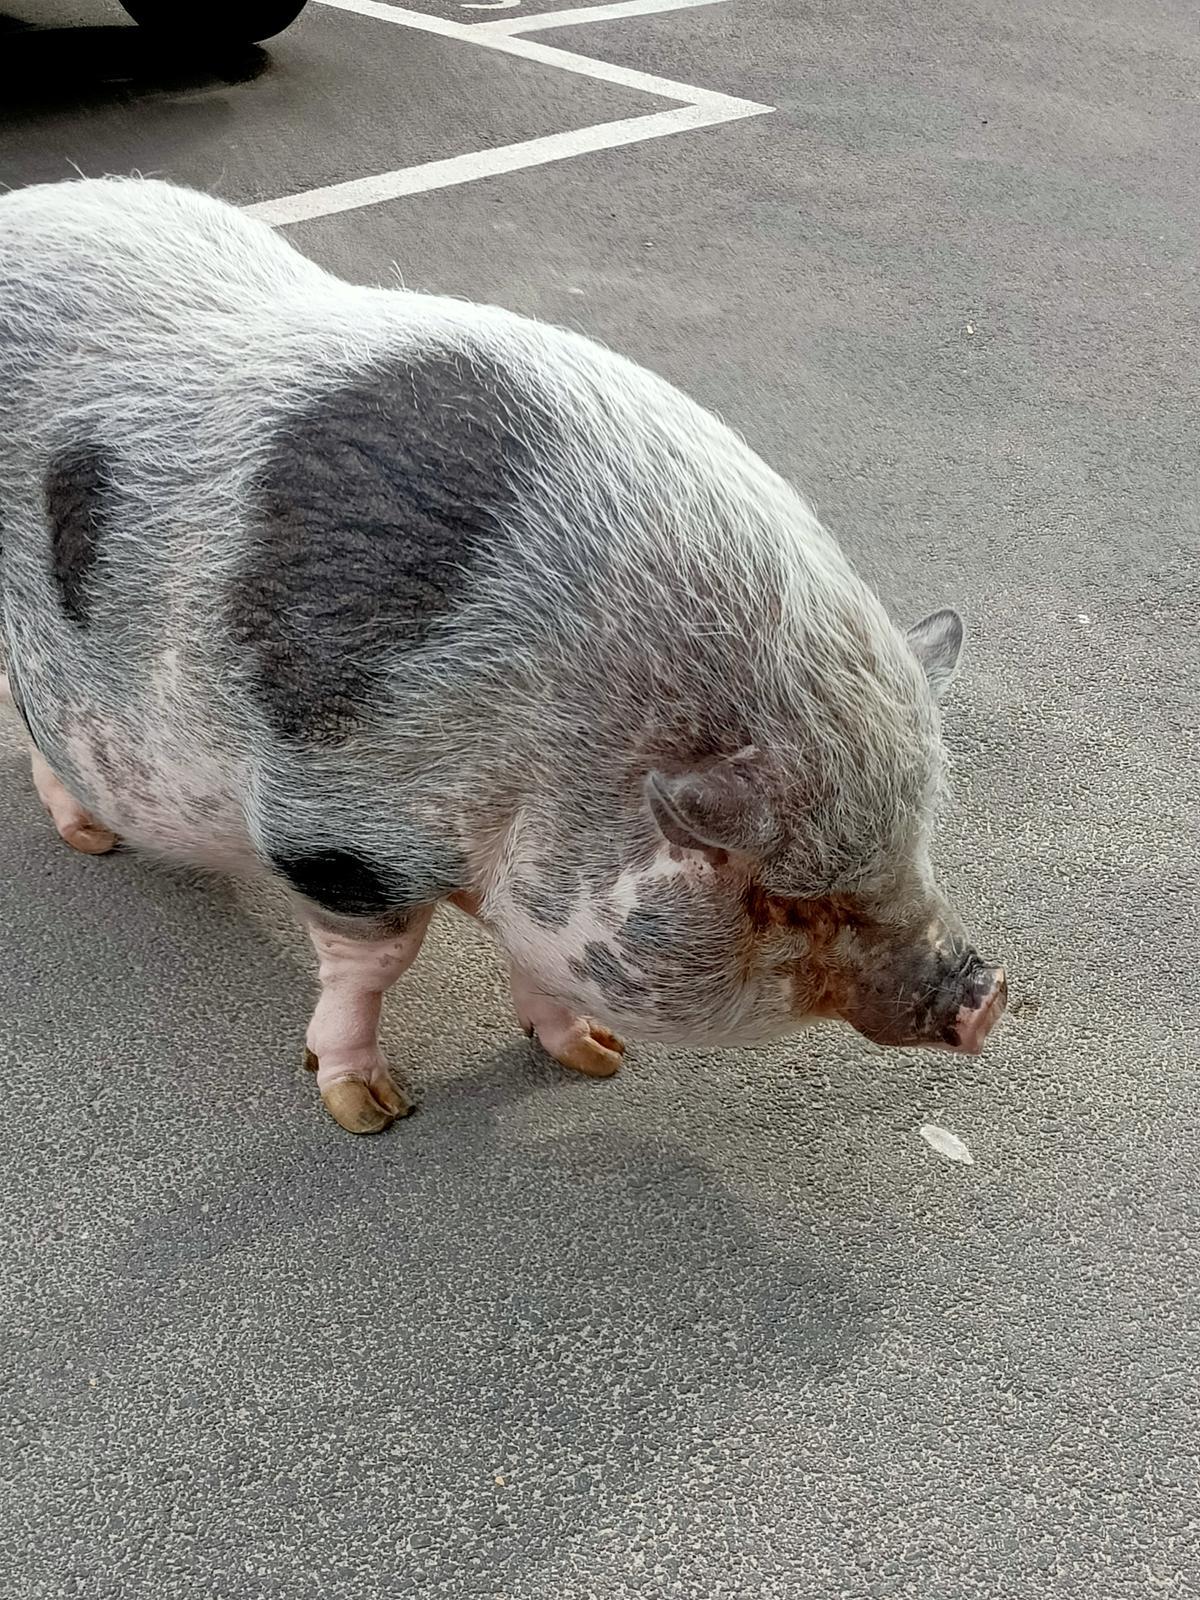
[645,764,780,860]
[906,608,964,700]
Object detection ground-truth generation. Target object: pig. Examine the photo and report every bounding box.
[0,177,1006,1134]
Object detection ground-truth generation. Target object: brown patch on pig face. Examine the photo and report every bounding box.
[741,884,867,1022]
[744,884,1005,1052]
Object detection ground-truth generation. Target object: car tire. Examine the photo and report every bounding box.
[117,0,311,45]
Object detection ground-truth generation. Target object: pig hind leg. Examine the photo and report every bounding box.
[303,912,435,1134]
[4,675,116,851]
[29,745,120,856]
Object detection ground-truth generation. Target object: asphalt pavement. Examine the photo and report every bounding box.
[1,2,1198,1597]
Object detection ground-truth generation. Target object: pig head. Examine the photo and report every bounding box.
[591,606,1009,1056]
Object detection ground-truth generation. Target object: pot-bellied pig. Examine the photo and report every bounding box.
[0,178,1005,1134]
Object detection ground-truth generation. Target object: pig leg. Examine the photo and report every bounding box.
[449,892,625,1077]
[302,913,434,1134]
[508,966,626,1078]
[29,746,120,855]
[4,671,115,852]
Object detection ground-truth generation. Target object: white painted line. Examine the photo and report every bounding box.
[245,101,762,226]
[245,0,774,224]
[462,30,767,112]
[314,0,478,31]
[314,0,769,115]
[477,0,724,37]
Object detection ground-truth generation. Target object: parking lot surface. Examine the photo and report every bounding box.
[2,2,1198,1597]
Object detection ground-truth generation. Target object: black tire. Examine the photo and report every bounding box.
[117,0,310,45]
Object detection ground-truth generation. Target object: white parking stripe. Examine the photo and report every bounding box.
[313,0,767,110]
[245,103,758,224]
[246,0,772,225]
[477,0,726,37]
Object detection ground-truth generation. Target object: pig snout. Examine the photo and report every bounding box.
[938,956,1007,1055]
[830,919,1007,1055]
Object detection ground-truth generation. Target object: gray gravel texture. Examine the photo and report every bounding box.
[1,1,1198,1597]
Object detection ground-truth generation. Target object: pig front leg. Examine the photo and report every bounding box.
[302,912,434,1134]
[449,893,625,1078]
[508,965,626,1078]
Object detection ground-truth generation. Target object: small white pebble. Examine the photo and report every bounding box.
[965,323,975,334]
[919,1123,974,1165]
[1076,613,1091,624]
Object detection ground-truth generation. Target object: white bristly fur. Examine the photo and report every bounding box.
[0,177,974,1048]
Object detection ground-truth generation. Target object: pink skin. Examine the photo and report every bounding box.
[303,913,435,1134]
[3,678,118,854]
[953,970,1008,1055]
[0,695,619,1129]
[917,970,1008,1056]
[29,745,120,856]
[450,892,625,1078]
[507,964,626,1078]
[303,896,622,1134]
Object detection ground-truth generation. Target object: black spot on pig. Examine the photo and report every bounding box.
[269,849,400,921]
[44,444,116,628]
[268,837,466,923]
[230,346,547,747]
[570,941,650,1010]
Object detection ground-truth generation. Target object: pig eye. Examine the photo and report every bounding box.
[784,895,870,938]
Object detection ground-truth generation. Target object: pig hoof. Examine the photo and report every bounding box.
[321,1075,412,1134]
[308,1053,412,1134]
[58,817,120,856]
[537,1021,626,1079]
[29,751,119,854]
